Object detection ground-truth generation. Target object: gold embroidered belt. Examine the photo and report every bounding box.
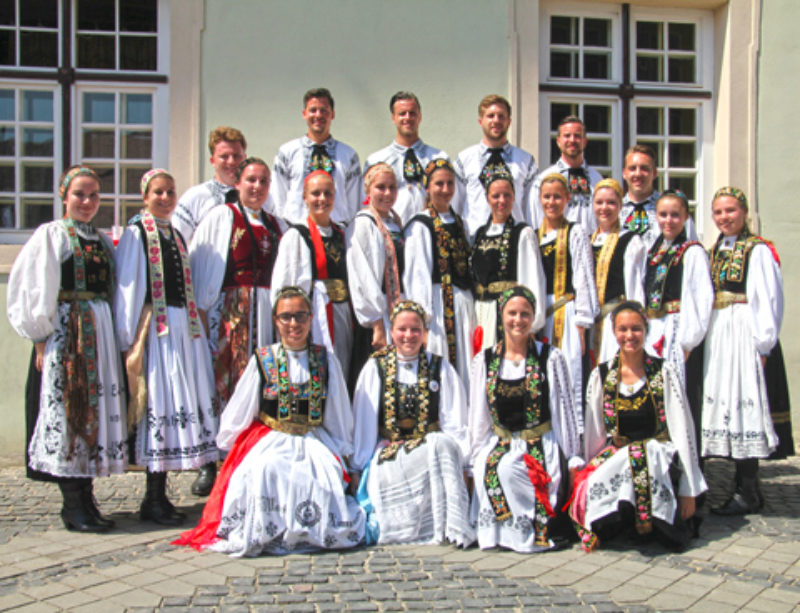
[545,294,575,318]
[379,422,440,441]
[713,291,747,310]
[645,300,681,320]
[492,420,551,441]
[323,279,349,303]
[58,290,107,302]
[258,411,316,436]
[475,280,517,300]
[612,430,670,448]
[596,294,626,322]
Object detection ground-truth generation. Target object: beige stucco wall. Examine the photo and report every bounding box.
[0,276,31,465]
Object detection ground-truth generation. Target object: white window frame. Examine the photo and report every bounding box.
[0,0,62,71]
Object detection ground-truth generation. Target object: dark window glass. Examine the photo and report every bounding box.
[550,51,575,78]
[77,34,115,69]
[551,103,576,130]
[123,165,148,194]
[668,23,695,51]
[83,92,115,123]
[120,35,156,70]
[636,55,662,81]
[0,30,14,65]
[636,107,663,135]
[23,163,52,191]
[668,175,695,200]
[549,138,560,165]
[23,199,52,228]
[122,130,151,158]
[639,140,663,167]
[0,89,13,120]
[83,129,115,158]
[669,108,695,136]
[551,16,576,45]
[0,201,14,227]
[20,31,57,67]
[92,165,114,193]
[77,0,115,31]
[0,125,14,155]
[23,91,53,122]
[584,18,609,47]
[0,163,14,190]
[0,2,14,26]
[636,21,662,50]
[669,142,695,168]
[584,105,610,133]
[93,203,114,228]
[668,57,695,83]
[20,0,57,28]
[120,0,156,32]
[583,53,608,79]
[585,140,610,167]
[122,201,140,225]
[23,127,53,156]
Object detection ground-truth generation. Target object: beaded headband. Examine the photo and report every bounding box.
[483,169,515,194]
[498,284,537,313]
[59,166,99,200]
[273,285,312,309]
[140,168,172,197]
[713,186,748,209]
[658,189,690,212]
[303,169,333,188]
[363,162,396,192]
[593,177,623,199]
[390,300,428,327]
[422,158,455,188]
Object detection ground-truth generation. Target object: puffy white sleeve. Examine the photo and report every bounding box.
[347,216,387,326]
[343,151,362,224]
[569,225,600,327]
[663,361,707,497]
[517,226,547,332]
[216,355,261,450]
[623,234,647,305]
[677,245,713,352]
[528,177,543,230]
[747,243,783,355]
[583,367,609,461]
[271,227,314,301]
[188,206,232,311]
[7,223,69,342]
[317,351,354,458]
[270,150,291,219]
[350,357,381,472]
[467,352,492,473]
[113,225,147,352]
[547,346,583,467]
[438,356,470,461]
[452,156,467,219]
[402,218,435,320]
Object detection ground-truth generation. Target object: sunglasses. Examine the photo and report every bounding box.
[275,311,311,324]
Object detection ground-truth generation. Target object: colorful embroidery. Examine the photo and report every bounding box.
[624,204,649,235]
[645,232,698,313]
[628,442,653,534]
[710,228,762,288]
[485,338,544,431]
[538,220,570,346]
[260,344,327,426]
[601,355,666,441]
[484,438,512,520]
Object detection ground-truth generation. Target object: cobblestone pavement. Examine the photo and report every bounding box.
[1,458,800,612]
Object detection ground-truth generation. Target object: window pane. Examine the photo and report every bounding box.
[122,93,152,124]
[92,165,115,193]
[23,91,53,122]
[0,30,14,65]
[83,129,115,158]
[0,125,13,155]
[583,52,609,79]
[668,175,695,200]
[20,0,57,28]
[0,90,13,120]
[639,140,663,167]
[0,2,14,26]
[585,140,610,167]
[551,16,577,45]
[0,200,14,227]
[584,18,610,47]
[77,0,115,31]
[668,57,695,83]
[23,198,52,228]
[122,201,142,224]
[637,107,663,135]
[120,36,156,70]
[20,31,58,67]
[636,55,662,81]
[636,21,663,50]
[83,92,115,123]
[0,163,14,190]
[23,163,51,191]
[93,203,114,228]
[551,103,576,130]
[77,34,115,69]
[669,108,695,136]
[122,129,151,158]
[584,105,610,133]
[123,165,149,194]
[550,51,576,78]
[121,0,157,33]
[669,142,695,167]
[549,139,560,165]
[669,23,695,51]
[23,127,53,156]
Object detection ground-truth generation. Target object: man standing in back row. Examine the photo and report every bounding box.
[269,88,362,226]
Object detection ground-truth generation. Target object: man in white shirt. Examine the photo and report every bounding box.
[454,94,538,240]
[620,143,697,248]
[532,115,603,234]
[363,91,447,225]
[172,126,246,243]
[270,88,361,226]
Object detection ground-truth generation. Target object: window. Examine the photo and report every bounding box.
[0,0,167,238]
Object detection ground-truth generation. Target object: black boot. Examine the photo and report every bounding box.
[59,480,112,533]
[81,480,115,529]
[712,459,761,515]
[191,462,217,497]
[140,471,185,526]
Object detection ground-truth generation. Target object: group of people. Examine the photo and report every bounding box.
[7,87,791,557]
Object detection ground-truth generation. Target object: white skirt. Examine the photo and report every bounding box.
[594,311,619,365]
[542,296,583,432]
[425,285,474,393]
[470,431,564,553]
[136,305,219,471]
[701,304,778,458]
[364,432,475,546]
[210,430,365,557]
[645,313,686,387]
[28,301,128,478]
[474,298,500,351]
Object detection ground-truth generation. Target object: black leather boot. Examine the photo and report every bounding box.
[712,459,761,515]
[59,480,112,533]
[191,462,217,497]
[140,471,185,526]
[80,480,115,529]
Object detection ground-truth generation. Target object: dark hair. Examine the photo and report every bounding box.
[611,300,648,331]
[273,286,312,311]
[303,88,334,109]
[235,156,270,182]
[390,91,420,113]
[558,115,585,133]
[624,144,657,167]
[656,190,690,214]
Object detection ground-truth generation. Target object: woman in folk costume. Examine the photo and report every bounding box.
[189,157,282,495]
[570,301,706,552]
[590,178,646,364]
[173,287,364,556]
[272,170,353,382]
[537,173,599,432]
[403,159,474,391]
[8,166,127,532]
[351,300,474,546]
[643,191,712,432]
[470,170,546,351]
[703,187,793,515]
[347,163,405,387]
[468,285,582,552]
[114,169,218,525]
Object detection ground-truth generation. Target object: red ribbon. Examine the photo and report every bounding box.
[562,462,598,512]
[523,453,556,517]
[472,326,484,357]
[653,334,665,357]
[307,216,334,343]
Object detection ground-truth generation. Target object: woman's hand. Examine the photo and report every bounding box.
[577,326,587,355]
[34,342,46,372]
[678,495,696,520]
[683,349,690,362]
[199,309,209,337]
[348,471,361,496]
[371,320,387,350]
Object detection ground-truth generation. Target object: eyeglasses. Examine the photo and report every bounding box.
[275,311,311,324]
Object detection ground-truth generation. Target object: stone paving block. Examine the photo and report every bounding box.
[176,568,229,586]
[608,584,658,604]
[646,590,702,610]
[744,595,797,613]
[57,570,113,590]
[12,602,59,613]
[43,588,99,609]
[18,580,72,601]
[686,597,740,613]
[534,568,581,586]
[760,587,800,604]
[82,578,137,599]
[108,587,163,608]
[121,569,170,587]
[143,578,197,597]
[0,592,34,612]
[749,557,792,574]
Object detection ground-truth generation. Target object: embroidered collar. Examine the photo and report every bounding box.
[602,354,666,439]
[486,338,545,433]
